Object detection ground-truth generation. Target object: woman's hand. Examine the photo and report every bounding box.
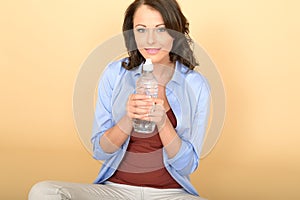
[126,94,153,120]
[127,94,166,129]
[148,98,166,129]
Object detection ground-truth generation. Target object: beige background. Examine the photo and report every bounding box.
[0,0,299,199]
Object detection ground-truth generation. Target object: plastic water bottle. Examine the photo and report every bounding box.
[133,59,158,133]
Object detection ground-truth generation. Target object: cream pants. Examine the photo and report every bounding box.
[28,181,207,200]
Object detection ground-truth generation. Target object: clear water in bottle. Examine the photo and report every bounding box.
[133,59,158,133]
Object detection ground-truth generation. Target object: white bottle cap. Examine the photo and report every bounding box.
[143,59,153,71]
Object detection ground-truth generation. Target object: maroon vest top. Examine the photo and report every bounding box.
[108,109,182,189]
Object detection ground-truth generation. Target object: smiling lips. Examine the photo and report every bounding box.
[145,48,161,55]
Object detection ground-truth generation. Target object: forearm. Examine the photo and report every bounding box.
[160,121,199,175]
[99,115,132,153]
[158,118,182,159]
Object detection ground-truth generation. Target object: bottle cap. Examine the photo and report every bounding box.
[143,59,153,71]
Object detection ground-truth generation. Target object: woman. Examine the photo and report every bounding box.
[29,0,210,199]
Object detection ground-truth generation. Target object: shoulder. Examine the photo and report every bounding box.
[98,57,129,90]
[187,70,208,86]
[178,62,210,91]
[104,57,128,76]
[100,57,131,81]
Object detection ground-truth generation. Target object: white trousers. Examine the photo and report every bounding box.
[28,180,207,200]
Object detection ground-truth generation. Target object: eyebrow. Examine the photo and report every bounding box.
[134,23,165,28]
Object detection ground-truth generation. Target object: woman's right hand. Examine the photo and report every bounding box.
[126,94,154,120]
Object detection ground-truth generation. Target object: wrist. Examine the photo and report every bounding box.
[156,113,167,131]
[117,115,133,135]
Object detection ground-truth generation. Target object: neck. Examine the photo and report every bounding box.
[152,62,175,86]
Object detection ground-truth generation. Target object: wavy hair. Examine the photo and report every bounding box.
[122,0,198,70]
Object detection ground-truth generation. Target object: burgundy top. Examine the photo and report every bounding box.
[108,109,182,189]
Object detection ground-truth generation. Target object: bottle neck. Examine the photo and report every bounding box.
[142,70,153,74]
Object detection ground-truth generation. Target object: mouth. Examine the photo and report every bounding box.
[144,48,161,55]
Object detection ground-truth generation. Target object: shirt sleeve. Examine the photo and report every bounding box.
[91,63,119,161]
[164,79,211,176]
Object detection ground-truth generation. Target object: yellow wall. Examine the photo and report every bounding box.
[0,0,299,199]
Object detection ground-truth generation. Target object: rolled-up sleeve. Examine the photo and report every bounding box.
[163,139,197,175]
[164,79,211,176]
[91,63,117,161]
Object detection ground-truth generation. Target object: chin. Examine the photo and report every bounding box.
[140,52,170,65]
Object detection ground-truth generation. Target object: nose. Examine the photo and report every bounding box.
[146,28,156,45]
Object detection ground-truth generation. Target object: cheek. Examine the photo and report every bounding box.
[159,37,174,52]
[134,34,146,48]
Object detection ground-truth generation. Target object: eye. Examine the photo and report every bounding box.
[136,28,146,33]
[156,27,166,33]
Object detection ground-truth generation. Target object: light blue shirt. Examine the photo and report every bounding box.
[91,58,210,196]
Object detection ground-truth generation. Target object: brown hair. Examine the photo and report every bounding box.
[122,0,198,70]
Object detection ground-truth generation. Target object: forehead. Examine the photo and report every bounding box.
[133,5,164,27]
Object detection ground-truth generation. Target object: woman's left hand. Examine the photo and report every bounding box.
[148,98,167,129]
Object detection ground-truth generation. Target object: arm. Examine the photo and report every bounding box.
[158,116,182,158]
[173,81,210,175]
[100,93,154,152]
[147,98,182,159]
[158,80,211,176]
[91,62,133,159]
[91,63,120,160]
[92,62,159,159]
[99,115,132,154]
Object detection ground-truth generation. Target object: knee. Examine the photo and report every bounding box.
[28,181,57,200]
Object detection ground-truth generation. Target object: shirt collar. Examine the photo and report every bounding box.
[132,62,143,77]
[171,61,189,85]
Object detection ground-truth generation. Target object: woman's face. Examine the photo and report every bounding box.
[133,5,174,66]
